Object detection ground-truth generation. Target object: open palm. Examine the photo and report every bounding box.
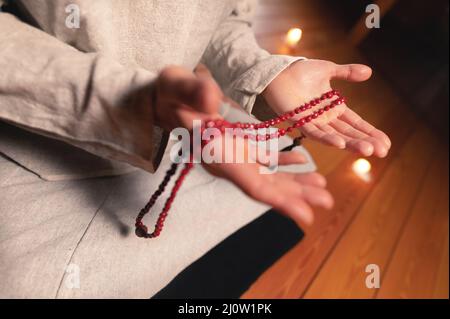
[203,135,333,226]
[263,59,391,157]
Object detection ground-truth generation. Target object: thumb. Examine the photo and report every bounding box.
[333,63,372,82]
[158,65,222,115]
[193,64,223,115]
[193,78,223,115]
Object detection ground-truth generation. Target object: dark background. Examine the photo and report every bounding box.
[329,0,449,141]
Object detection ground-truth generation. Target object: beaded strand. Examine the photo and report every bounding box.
[135,90,345,238]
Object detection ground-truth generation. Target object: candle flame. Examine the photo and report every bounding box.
[286,28,302,47]
[352,158,372,182]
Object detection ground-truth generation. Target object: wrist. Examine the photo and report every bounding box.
[260,69,294,115]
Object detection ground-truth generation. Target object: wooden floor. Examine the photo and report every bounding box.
[242,0,449,299]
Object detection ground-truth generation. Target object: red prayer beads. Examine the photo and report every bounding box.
[135,90,345,238]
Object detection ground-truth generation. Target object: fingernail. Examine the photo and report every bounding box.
[302,211,314,225]
[363,144,374,156]
[318,175,327,187]
[378,146,388,158]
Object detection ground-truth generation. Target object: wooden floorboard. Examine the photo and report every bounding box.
[303,126,438,298]
[243,105,418,298]
[243,0,448,299]
[376,149,449,299]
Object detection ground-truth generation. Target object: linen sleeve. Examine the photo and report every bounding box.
[200,0,305,114]
[0,12,167,173]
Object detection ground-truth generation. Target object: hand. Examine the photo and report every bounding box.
[203,135,333,226]
[156,65,333,226]
[262,59,391,157]
[154,65,223,131]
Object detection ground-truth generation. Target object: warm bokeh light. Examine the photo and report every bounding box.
[352,158,372,182]
[352,158,371,174]
[285,28,302,47]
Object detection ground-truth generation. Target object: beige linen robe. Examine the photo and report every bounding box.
[0,0,312,298]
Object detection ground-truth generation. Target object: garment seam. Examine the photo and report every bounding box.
[53,187,113,298]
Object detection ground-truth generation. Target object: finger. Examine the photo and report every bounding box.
[301,123,346,149]
[345,139,376,157]
[271,177,316,225]
[168,78,222,115]
[300,185,334,210]
[278,171,327,187]
[329,120,375,156]
[158,67,200,105]
[339,109,391,145]
[339,109,391,157]
[276,151,308,165]
[158,66,222,115]
[194,78,223,114]
[315,122,338,135]
[175,103,220,129]
[236,171,311,223]
[317,122,375,156]
[254,150,307,167]
[287,198,315,226]
[329,118,367,139]
[270,173,330,210]
[274,177,332,225]
[194,63,213,78]
[333,63,372,82]
[158,65,196,97]
[208,163,317,226]
[293,172,327,187]
[315,123,348,149]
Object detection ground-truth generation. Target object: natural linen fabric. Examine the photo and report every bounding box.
[0,135,315,298]
[0,0,304,176]
[0,0,313,298]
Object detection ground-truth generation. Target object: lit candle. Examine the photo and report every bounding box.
[352,158,372,182]
[285,28,302,48]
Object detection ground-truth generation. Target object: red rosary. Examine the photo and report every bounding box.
[135,90,345,238]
